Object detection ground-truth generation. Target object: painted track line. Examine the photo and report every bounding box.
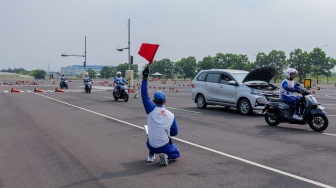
[34,93,334,188]
[165,106,201,114]
[322,133,336,137]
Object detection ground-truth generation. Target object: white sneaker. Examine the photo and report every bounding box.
[147,154,155,163]
[159,153,169,166]
[292,114,303,120]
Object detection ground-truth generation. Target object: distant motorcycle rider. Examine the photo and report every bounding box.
[114,71,128,96]
[60,73,67,83]
[83,73,92,85]
[279,68,304,120]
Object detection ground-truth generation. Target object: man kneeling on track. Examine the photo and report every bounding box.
[141,65,180,166]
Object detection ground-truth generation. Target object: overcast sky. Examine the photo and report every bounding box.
[1,0,335,72]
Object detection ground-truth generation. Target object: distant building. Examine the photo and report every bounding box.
[60,65,113,76]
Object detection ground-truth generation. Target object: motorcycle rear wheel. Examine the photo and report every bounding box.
[308,114,328,132]
[265,110,280,126]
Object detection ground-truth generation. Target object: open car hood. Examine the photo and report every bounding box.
[242,67,277,83]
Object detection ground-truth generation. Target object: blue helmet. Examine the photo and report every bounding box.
[154,91,166,103]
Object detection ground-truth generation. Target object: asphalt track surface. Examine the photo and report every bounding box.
[0,80,335,188]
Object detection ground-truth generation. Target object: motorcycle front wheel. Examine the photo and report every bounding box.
[308,114,328,132]
[265,109,281,126]
[123,93,129,102]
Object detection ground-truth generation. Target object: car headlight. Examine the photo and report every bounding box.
[251,88,263,96]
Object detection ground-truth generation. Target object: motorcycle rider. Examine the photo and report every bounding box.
[141,65,180,166]
[60,73,67,86]
[114,71,128,97]
[279,68,304,120]
[83,73,92,86]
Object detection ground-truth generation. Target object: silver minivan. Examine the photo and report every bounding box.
[191,67,279,115]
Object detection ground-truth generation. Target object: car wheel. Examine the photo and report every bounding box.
[238,98,252,115]
[196,94,207,109]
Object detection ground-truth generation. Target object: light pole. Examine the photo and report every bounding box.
[321,44,328,49]
[61,36,87,71]
[116,19,134,88]
[116,19,131,70]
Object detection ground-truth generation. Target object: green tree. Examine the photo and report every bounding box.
[149,58,174,79]
[29,69,46,79]
[99,66,112,78]
[214,53,230,68]
[112,63,139,79]
[288,49,310,83]
[309,47,333,84]
[197,55,215,72]
[254,52,269,68]
[267,50,287,82]
[87,69,97,79]
[174,56,197,79]
[115,63,129,76]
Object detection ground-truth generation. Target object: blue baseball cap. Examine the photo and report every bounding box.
[154,91,166,102]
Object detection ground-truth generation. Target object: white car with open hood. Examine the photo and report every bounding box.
[191,67,279,115]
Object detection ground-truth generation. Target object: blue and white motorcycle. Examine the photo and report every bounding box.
[113,83,129,102]
[263,86,328,132]
[84,81,92,93]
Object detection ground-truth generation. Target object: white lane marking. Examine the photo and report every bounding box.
[322,133,336,137]
[33,92,334,188]
[165,106,201,114]
[104,96,114,99]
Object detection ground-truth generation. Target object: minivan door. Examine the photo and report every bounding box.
[217,73,237,104]
[204,73,220,101]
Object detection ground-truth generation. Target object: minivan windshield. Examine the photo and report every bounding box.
[230,73,249,83]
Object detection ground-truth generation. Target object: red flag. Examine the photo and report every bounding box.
[138,43,159,65]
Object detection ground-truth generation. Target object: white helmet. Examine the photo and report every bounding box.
[285,68,298,79]
[117,71,122,75]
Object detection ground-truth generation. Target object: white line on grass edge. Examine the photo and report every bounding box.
[34,93,334,188]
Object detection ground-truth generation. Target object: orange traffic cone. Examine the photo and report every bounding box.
[312,90,315,94]
[34,88,44,92]
[11,88,22,92]
[55,88,64,92]
[176,89,180,92]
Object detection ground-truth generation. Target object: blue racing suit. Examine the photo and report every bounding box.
[279,79,304,115]
[114,77,128,93]
[83,77,91,85]
[141,79,180,159]
[60,76,67,82]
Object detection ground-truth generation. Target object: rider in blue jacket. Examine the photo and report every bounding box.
[114,71,128,96]
[279,68,304,120]
[141,65,180,166]
[60,73,67,82]
[83,73,92,84]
